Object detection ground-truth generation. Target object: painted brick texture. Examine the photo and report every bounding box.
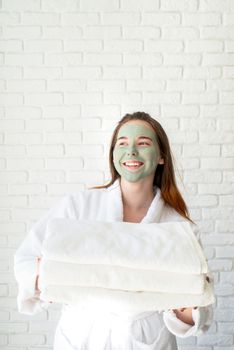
[1,0,234,349]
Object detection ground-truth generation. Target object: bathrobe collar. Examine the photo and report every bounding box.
[106,178,165,223]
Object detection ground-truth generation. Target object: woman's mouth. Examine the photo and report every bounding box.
[122,161,144,170]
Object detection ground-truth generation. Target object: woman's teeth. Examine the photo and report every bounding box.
[123,162,144,168]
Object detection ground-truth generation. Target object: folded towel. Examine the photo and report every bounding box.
[39,259,206,294]
[40,280,214,313]
[39,218,214,311]
[43,219,208,274]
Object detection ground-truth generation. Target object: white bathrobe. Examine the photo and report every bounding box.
[14,179,213,350]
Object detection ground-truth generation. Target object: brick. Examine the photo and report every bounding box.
[0,322,28,333]
[200,0,234,11]
[43,106,81,118]
[3,26,41,39]
[44,132,82,144]
[27,145,64,156]
[64,40,102,52]
[81,105,120,118]
[224,66,234,78]
[202,157,234,170]
[123,26,160,39]
[220,92,234,104]
[182,92,218,104]
[24,40,63,52]
[209,259,233,272]
[0,210,11,220]
[65,92,102,105]
[219,195,234,206]
[45,157,83,169]
[203,207,234,220]
[43,26,82,39]
[202,105,234,118]
[207,79,234,91]
[198,334,233,346]
[103,67,141,79]
[182,13,221,25]
[224,14,234,25]
[7,80,46,92]
[7,158,44,170]
[2,0,40,11]
[161,0,198,11]
[29,195,62,208]
[144,67,182,79]
[0,171,27,184]
[0,146,25,156]
[222,145,234,156]
[101,13,140,25]
[5,106,41,119]
[21,13,60,25]
[62,13,100,25]
[143,92,180,105]
[0,119,24,131]
[67,171,104,184]
[84,53,122,65]
[183,67,221,79]
[121,0,159,10]
[24,67,62,79]
[104,40,143,52]
[162,27,199,40]
[29,171,65,183]
[48,80,85,92]
[104,92,141,104]
[65,145,103,157]
[0,12,20,24]
[25,119,63,131]
[64,118,101,130]
[142,13,180,26]
[0,196,27,207]
[200,131,234,144]
[24,93,63,106]
[165,53,201,66]
[87,80,124,92]
[216,220,234,232]
[83,131,112,145]
[202,26,234,39]
[85,26,121,39]
[162,105,199,118]
[167,80,205,92]
[0,311,9,321]
[203,53,234,66]
[48,183,85,195]
[184,170,222,183]
[80,0,118,10]
[46,53,82,66]
[41,0,78,11]
[188,195,217,206]
[127,80,164,92]
[63,67,101,79]
[0,93,23,106]
[0,40,22,51]
[184,145,220,157]
[146,40,183,53]
[84,158,108,171]
[9,185,46,196]
[185,40,223,52]
[225,40,234,52]
[124,53,162,65]
[9,334,45,346]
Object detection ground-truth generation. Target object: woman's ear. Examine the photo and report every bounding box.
[158,158,164,164]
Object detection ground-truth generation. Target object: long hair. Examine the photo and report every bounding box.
[90,111,194,224]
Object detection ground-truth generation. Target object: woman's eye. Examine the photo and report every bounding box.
[139,142,150,146]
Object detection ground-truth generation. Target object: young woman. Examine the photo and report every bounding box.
[14,111,213,350]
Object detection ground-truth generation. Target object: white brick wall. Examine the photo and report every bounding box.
[1,0,234,349]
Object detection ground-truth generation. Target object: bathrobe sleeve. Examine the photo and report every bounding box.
[163,222,214,337]
[14,195,78,315]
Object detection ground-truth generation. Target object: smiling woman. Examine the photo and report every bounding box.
[14,111,213,350]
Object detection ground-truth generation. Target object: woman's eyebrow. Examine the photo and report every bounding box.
[117,136,153,141]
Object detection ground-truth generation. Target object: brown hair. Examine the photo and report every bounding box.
[91,111,194,224]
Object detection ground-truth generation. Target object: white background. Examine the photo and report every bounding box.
[1,0,234,349]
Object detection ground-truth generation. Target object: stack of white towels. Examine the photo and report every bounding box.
[39,219,214,312]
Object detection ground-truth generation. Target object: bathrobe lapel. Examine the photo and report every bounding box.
[106,178,165,224]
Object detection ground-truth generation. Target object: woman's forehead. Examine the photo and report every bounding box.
[117,122,156,138]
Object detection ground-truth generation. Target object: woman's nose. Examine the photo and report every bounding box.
[127,147,138,156]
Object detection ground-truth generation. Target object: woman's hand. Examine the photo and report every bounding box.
[172,307,197,326]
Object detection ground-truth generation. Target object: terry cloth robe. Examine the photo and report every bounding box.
[39,219,214,311]
[14,179,214,350]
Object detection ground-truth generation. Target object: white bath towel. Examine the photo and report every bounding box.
[42,218,208,274]
[39,218,214,310]
[40,280,214,313]
[39,259,206,294]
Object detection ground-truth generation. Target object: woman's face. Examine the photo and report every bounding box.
[113,121,163,183]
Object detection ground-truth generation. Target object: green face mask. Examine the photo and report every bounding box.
[113,124,161,183]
